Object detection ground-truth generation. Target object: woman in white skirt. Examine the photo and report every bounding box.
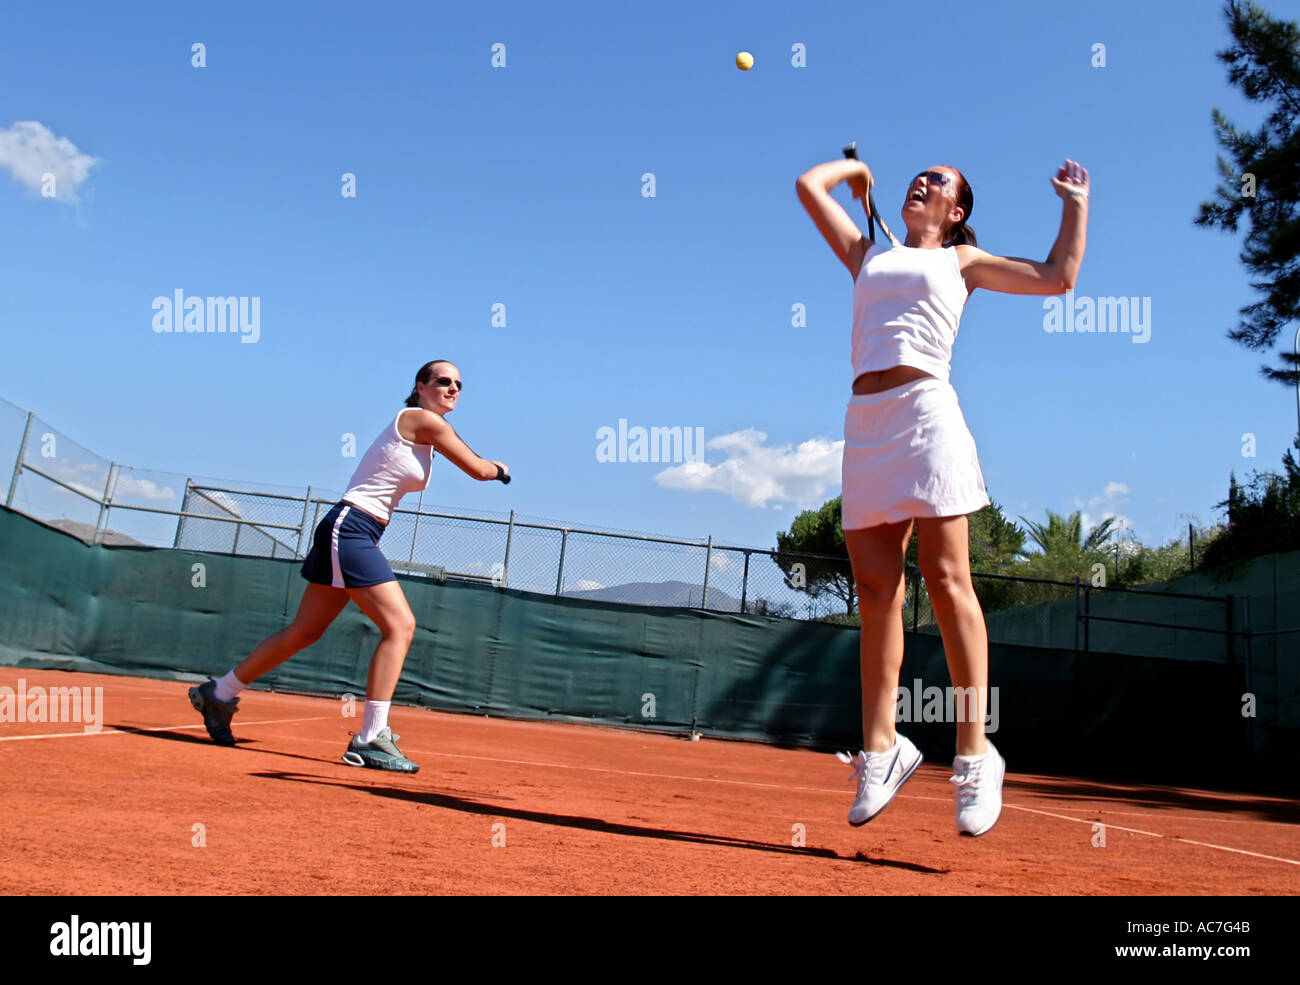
[796,157,1089,835]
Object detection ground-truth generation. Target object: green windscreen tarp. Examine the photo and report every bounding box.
[0,506,1291,792]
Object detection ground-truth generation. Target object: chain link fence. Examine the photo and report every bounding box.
[2,395,1286,656]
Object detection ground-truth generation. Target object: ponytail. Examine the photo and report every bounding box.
[946,222,978,248]
[943,167,977,248]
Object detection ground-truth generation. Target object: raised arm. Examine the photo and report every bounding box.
[408,409,507,481]
[958,160,1090,295]
[796,158,877,278]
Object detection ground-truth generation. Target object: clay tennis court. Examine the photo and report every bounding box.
[2,667,1296,895]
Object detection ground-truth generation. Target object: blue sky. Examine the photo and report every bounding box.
[2,0,1297,557]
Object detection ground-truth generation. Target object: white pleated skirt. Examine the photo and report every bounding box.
[841,377,990,530]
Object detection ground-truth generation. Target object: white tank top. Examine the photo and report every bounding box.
[851,242,969,384]
[342,409,434,525]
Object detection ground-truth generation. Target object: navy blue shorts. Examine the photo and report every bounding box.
[300,501,395,588]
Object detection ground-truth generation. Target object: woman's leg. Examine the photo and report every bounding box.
[343,580,417,701]
[336,580,419,772]
[914,514,988,757]
[845,519,914,752]
[232,583,351,684]
[191,582,350,745]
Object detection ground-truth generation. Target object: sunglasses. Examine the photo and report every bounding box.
[431,376,462,392]
[913,170,954,189]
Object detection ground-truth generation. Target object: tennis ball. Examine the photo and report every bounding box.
[736,51,753,71]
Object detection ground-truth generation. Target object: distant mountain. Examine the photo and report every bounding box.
[41,517,147,547]
[563,580,740,610]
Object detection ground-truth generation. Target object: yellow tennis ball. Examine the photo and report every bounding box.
[736,51,753,71]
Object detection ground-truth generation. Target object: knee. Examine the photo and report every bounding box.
[920,564,973,609]
[856,575,907,613]
[385,614,417,644]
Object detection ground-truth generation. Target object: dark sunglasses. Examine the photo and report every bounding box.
[914,170,953,188]
[431,376,462,392]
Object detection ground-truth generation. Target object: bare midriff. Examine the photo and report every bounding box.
[342,498,388,528]
[851,365,935,395]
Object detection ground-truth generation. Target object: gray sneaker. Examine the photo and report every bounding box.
[341,727,419,773]
[188,678,238,746]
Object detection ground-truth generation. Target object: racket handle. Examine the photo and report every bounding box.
[842,143,876,241]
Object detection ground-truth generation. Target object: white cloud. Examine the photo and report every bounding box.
[707,550,743,574]
[195,489,243,517]
[114,475,176,502]
[654,428,842,509]
[1073,481,1132,538]
[573,579,604,591]
[37,458,108,502]
[0,121,99,202]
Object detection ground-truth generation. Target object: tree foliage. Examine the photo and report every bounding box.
[772,495,856,614]
[1195,0,1300,386]
[1202,438,1300,569]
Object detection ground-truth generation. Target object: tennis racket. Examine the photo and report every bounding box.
[842,142,900,247]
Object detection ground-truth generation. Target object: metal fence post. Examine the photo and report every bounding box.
[502,508,516,588]
[1225,594,1235,665]
[407,486,424,567]
[555,528,568,596]
[701,535,713,609]
[173,478,193,548]
[93,461,118,546]
[1074,576,1081,653]
[297,485,314,559]
[912,568,920,633]
[5,411,34,509]
[1083,584,1091,653]
[1243,596,1254,761]
[740,550,751,613]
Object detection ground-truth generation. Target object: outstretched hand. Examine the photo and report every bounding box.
[1051,159,1089,202]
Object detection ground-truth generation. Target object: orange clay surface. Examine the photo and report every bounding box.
[1,667,1296,895]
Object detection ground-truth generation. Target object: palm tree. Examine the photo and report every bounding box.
[1020,510,1117,556]
[1016,509,1118,591]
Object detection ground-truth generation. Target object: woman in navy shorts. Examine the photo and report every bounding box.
[189,359,510,772]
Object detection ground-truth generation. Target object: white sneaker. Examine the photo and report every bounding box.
[836,734,923,826]
[950,741,1005,836]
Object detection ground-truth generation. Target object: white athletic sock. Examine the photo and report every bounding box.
[213,671,247,704]
[360,700,391,743]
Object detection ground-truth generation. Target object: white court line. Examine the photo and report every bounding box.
[1007,803,1300,828]
[0,717,335,742]
[10,719,1294,867]
[1004,804,1300,866]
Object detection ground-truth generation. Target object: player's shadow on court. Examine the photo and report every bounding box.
[248,770,948,874]
[106,723,340,768]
